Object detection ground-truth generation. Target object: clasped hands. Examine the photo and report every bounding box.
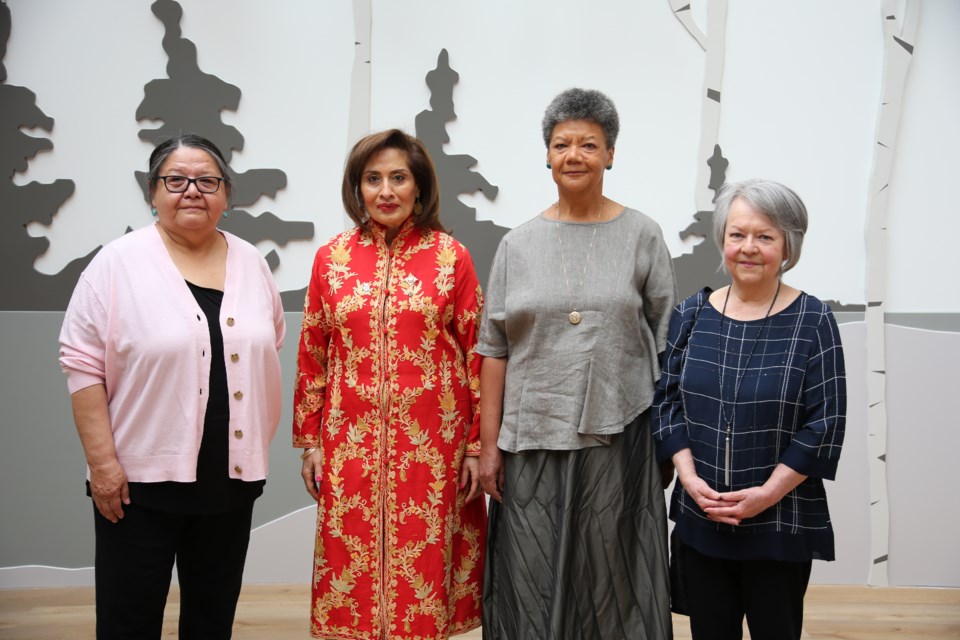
[679,473,776,526]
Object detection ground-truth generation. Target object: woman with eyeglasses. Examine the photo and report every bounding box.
[59,133,285,639]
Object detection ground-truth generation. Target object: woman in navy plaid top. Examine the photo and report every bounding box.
[653,179,846,640]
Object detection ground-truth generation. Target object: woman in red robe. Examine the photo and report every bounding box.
[293,129,486,639]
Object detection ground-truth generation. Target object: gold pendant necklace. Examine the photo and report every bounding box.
[556,199,604,325]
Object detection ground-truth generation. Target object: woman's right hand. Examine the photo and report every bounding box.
[70,384,129,523]
[479,444,505,503]
[89,459,129,523]
[677,473,728,512]
[478,357,507,503]
[672,448,731,520]
[301,450,323,501]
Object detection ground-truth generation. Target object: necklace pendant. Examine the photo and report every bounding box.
[569,310,582,325]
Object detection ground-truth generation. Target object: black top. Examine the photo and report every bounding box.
[99,281,265,513]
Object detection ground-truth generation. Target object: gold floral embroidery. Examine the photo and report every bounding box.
[326,237,354,293]
[433,241,457,296]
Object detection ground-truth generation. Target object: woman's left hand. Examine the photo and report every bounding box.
[704,486,773,525]
[300,449,323,501]
[459,456,483,503]
[707,463,808,525]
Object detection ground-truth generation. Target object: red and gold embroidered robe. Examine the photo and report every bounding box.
[294,220,485,639]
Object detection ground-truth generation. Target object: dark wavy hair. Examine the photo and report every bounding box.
[341,129,444,233]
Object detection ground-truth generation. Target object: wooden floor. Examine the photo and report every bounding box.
[0,583,958,639]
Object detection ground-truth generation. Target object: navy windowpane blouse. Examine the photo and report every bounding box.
[653,288,846,562]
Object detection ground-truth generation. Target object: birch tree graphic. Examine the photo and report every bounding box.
[864,0,919,587]
[0,2,96,311]
[667,1,865,311]
[667,0,731,299]
[415,49,504,289]
[136,0,313,280]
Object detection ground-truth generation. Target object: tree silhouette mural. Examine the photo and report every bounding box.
[415,49,505,289]
[667,1,863,311]
[0,2,96,311]
[666,0,736,300]
[136,0,313,306]
[670,143,731,298]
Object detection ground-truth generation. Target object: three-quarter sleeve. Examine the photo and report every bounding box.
[640,223,678,356]
[778,307,847,480]
[292,251,330,449]
[651,295,702,463]
[59,273,109,394]
[476,239,508,358]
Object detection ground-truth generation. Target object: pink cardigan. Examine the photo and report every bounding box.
[59,225,285,482]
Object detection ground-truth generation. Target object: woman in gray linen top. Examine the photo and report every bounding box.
[477,87,676,640]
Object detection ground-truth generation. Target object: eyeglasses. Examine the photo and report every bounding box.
[158,175,224,194]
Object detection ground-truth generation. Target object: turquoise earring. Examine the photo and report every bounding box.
[151,208,158,217]
[222,210,230,219]
[606,165,613,170]
[546,163,552,169]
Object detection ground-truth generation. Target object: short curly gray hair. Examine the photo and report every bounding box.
[541,88,619,149]
[713,178,808,273]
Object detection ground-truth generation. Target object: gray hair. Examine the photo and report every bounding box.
[713,178,808,273]
[146,133,232,199]
[541,88,619,149]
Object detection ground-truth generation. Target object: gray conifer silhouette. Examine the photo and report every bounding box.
[135,0,313,285]
[415,49,504,289]
[671,143,730,299]
[0,2,96,311]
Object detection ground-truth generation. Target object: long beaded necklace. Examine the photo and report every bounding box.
[717,279,781,487]
[555,199,604,325]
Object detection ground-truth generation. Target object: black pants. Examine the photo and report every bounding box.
[683,545,812,640]
[93,500,255,640]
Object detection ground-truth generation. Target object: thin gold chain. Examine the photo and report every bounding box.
[555,199,604,324]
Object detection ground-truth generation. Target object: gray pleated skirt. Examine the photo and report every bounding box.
[482,411,673,640]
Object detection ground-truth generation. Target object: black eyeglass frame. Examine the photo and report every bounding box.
[158,175,225,194]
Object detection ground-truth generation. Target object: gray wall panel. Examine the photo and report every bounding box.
[0,311,311,575]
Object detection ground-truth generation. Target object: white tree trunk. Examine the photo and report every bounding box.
[864,0,919,587]
[670,0,728,211]
[346,0,372,227]
[348,0,372,145]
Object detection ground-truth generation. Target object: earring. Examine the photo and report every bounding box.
[606,165,613,170]
[222,210,230,219]
[150,208,158,217]
[413,197,424,217]
[546,163,552,169]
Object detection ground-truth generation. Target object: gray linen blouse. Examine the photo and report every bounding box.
[477,207,677,452]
